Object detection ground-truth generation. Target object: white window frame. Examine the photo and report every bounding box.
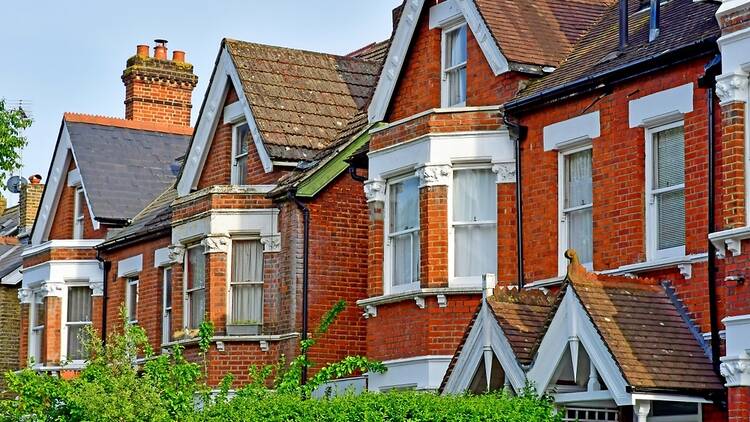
[73,187,85,239]
[125,277,139,324]
[184,244,206,329]
[384,174,421,295]
[28,290,45,365]
[645,120,686,261]
[161,267,172,347]
[448,163,497,287]
[558,144,594,275]
[231,122,250,185]
[63,283,93,363]
[441,21,468,108]
[227,236,264,326]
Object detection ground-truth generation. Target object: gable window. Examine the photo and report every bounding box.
[162,267,172,346]
[185,245,206,328]
[646,123,685,259]
[232,123,250,185]
[452,168,497,284]
[125,277,139,324]
[73,187,85,239]
[230,239,263,325]
[442,23,467,107]
[66,285,92,361]
[29,291,45,364]
[560,148,593,270]
[387,176,420,292]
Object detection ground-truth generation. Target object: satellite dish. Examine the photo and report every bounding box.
[5,175,27,194]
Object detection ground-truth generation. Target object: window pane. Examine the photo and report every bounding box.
[453,169,496,222]
[164,268,172,309]
[127,281,138,322]
[34,293,45,327]
[390,178,419,232]
[657,189,685,250]
[392,232,419,286]
[448,67,467,106]
[236,156,248,185]
[67,325,87,360]
[446,25,467,67]
[236,124,249,155]
[188,246,205,290]
[454,224,497,277]
[231,284,263,323]
[190,290,205,328]
[655,126,684,189]
[568,208,593,264]
[67,286,92,323]
[232,240,263,284]
[565,149,593,208]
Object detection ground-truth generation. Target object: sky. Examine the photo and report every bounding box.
[0,0,401,205]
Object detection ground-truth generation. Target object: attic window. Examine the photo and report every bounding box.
[73,187,85,239]
[442,23,467,107]
[232,123,250,185]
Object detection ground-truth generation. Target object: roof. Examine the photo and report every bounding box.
[63,114,190,221]
[0,205,19,237]
[100,187,177,248]
[348,40,391,62]
[0,245,22,282]
[476,0,613,68]
[564,251,723,392]
[511,0,720,104]
[224,39,383,161]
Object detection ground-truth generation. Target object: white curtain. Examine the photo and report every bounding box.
[67,286,92,360]
[446,25,467,106]
[655,127,685,250]
[565,150,593,264]
[126,281,138,323]
[453,169,497,278]
[31,292,45,364]
[231,240,263,323]
[188,246,206,328]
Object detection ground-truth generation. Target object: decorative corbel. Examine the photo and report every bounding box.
[436,294,448,308]
[17,287,32,304]
[168,244,186,263]
[492,162,517,184]
[415,296,426,309]
[202,234,230,254]
[89,279,104,297]
[416,164,452,188]
[364,305,378,319]
[363,180,386,203]
[260,234,281,253]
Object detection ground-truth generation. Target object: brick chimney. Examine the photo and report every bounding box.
[122,39,198,127]
[19,175,43,238]
[0,196,6,214]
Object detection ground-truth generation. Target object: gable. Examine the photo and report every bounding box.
[47,158,105,241]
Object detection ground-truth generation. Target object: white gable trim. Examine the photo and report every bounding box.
[527,290,632,406]
[442,301,527,394]
[367,0,509,123]
[177,47,273,197]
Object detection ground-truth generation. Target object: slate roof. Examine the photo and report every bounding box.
[475,0,613,68]
[224,39,382,161]
[0,205,19,236]
[63,114,190,221]
[511,0,720,104]
[0,245,22,282]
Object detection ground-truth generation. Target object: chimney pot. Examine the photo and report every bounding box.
[172,50,185,63]
[136,44,149,58]
[154,39,168,60]
[29,174,42,185]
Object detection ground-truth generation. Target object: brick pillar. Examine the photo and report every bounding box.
[18,302,29,368]
[417,165,451,289]
[365,180,386,298]
[203,235,229,333]
[44,296,62,365]
[729,387,750,422]
[494,162,517,285]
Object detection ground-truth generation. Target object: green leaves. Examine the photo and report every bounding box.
[0,99,32,193]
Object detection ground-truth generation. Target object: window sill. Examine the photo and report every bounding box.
[600,253,707,279]
[356,286,483,318]
[709,226,750,258]
[161,332,299,349]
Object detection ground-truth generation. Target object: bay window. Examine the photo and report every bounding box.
[443,23,467,107]
[185,245,206,328]
[66,285,92,361]
[29,291,45,364]
[230,239,263,325]
[73,187,85,239]
[452,168,497,283]
[125,277,138,324]
[647,123,685,259]
[560,148,593,270]
[388,176,420,292]
[232,123,250,185]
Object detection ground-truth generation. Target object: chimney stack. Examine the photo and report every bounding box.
[122,39,198,127]
[649,0,661,42]
[19,175,43,239]
[619,0,629,50]
[0,196,6,214]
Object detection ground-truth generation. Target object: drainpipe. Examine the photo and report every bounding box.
[288,190,310,385]
[698,54,722,378]
[95,249,111,347]
[348,165,367,183]
[504,115,527,289]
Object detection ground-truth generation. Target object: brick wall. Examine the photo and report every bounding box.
[420,186,449,288]
[729,387,750,422]
[0,286,20,391]
[19,181,43,234]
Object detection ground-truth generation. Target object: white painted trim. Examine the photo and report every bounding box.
[177,47,273,196]
[172,208,280,246]
[222,101,245,124]
[440,21,468,108]
[1,265,22,286]
[429,0,461,29]
[709,222,750,258]
[369,106,502,135]
[162,332,299,348]
[453,0,509,76]
[22,239,104,258]
[543,112,600,151]
[60,280,94,363]
[154,248,171,268]
[600,253,706,278]
[116,254,143,278]
[367,355,453,391]
[21,259,103,290]
[630,393,710,405]
[66,168,81,187]
[356,286,482,309]
[628,83,694,128]
[553,390,613,404]
[32,124,73,245]
[557,144,594,276]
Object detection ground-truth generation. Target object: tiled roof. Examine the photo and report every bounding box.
[64,115,190,221]
[565,254,723,392]
[0,205,19,237]
[512,0,720,102]
[224,39,382,161]
[348,40,391,62]
[476,0,613,68]
[101,187,176,248]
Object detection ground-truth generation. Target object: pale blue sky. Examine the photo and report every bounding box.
[0,0,401,205]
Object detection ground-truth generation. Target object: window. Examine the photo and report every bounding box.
[29,291,45,364]
[452,168,497,283]
[442,24,467,107]
[560,148,593,269]
[563,408,618,422]
[162,268,172,346]
[647,123,685,259]
[125,278,139,324]
[66,286,92,361]
[230,239,263,325]
[232,123,250,185]
[73,187,85,239]
[185,245,206,328]
[387,176,420,292]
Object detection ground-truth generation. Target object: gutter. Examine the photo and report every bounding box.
[94,216,131,226]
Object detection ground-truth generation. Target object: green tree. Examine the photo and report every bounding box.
[0,99,32,193]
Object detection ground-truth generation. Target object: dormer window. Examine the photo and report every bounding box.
[442,23,467,107]
[232,123,250,185]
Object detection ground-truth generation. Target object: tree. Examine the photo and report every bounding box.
[0,99,32,193]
